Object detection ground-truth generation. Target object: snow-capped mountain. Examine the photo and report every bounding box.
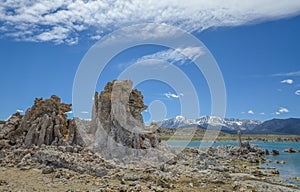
[156,116,261,132]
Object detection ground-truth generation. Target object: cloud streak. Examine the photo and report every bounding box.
[279,107,289,113]
[280,79,293,84]
[272,70,300,77]
[1,0,300,44]
[275,107,289,115]
[164,92,184,99]
[136,46,205,66]
[16,109,23,113]
[295,90,300,95]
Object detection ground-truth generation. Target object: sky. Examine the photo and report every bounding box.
[0,0,300,122]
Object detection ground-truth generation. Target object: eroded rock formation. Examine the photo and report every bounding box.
[0,95,83,147]
[91,80,160,149]
[0,112,23,145]
[0,80,160,151]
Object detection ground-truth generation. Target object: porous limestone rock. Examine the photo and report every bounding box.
[91,80,160,149]
[0,112,23,143]
[0,95,83,147]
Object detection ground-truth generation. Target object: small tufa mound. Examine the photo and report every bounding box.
[0,95,84,147]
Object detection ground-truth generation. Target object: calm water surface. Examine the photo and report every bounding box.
[165,140,300,185]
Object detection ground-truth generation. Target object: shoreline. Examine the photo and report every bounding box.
[1,144,299,191]
[163,139,300,188]
[159,128,300,142]
[160,136,300,142]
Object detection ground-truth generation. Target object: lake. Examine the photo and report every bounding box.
[165,140,300,185]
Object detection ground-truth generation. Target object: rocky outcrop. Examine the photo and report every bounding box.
[0,112,23,143]
[272,149,280,155]
[0,80,160,152]
[91,80,160,149]
[284,148,298,153]
[0,95,84,147]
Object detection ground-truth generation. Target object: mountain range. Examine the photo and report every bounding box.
[251,118,300,135]
[156,116,300,135]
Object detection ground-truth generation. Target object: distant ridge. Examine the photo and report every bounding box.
[251,118,300,135]
[156,116,300,135]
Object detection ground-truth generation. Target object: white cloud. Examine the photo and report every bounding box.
[248,110,254,115]
[1,0,300,44]
[66,111,73,114]
[90,35,102,40]
[164,92,183,99]
[278,107,289,113]
[36,26,69,43]
[16,109,23,113]
[80,111,89,114]
[281,79,293,84]
[260,112,265,115]
[136,46,205,65]
[295,90,300,95]
[274,107,289,115]
[273,70,300,77]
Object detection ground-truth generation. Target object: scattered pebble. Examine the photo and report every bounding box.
[42,167,54,174]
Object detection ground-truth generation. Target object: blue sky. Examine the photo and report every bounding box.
[0,1,300,122]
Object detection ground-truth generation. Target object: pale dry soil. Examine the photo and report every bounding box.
[0,167,234,192]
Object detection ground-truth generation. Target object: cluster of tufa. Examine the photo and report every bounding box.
[0,80,160,150]
[0,95,84,148]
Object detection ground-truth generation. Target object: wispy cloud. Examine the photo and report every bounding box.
[274,107,289,115]
[279,107,289,113]
[136,46,205,65]
[80,111,89,114]
[248,110,254,115]
[281,79,293,84]
[16,109,23,113]
[259,112,265,115]
[66,111,73,114]
[164,92,184,99]
[1,1,300,44]
[295,90,300,95]
[272,70,300,77]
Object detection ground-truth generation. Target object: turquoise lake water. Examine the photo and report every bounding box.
[165,140,300,185]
